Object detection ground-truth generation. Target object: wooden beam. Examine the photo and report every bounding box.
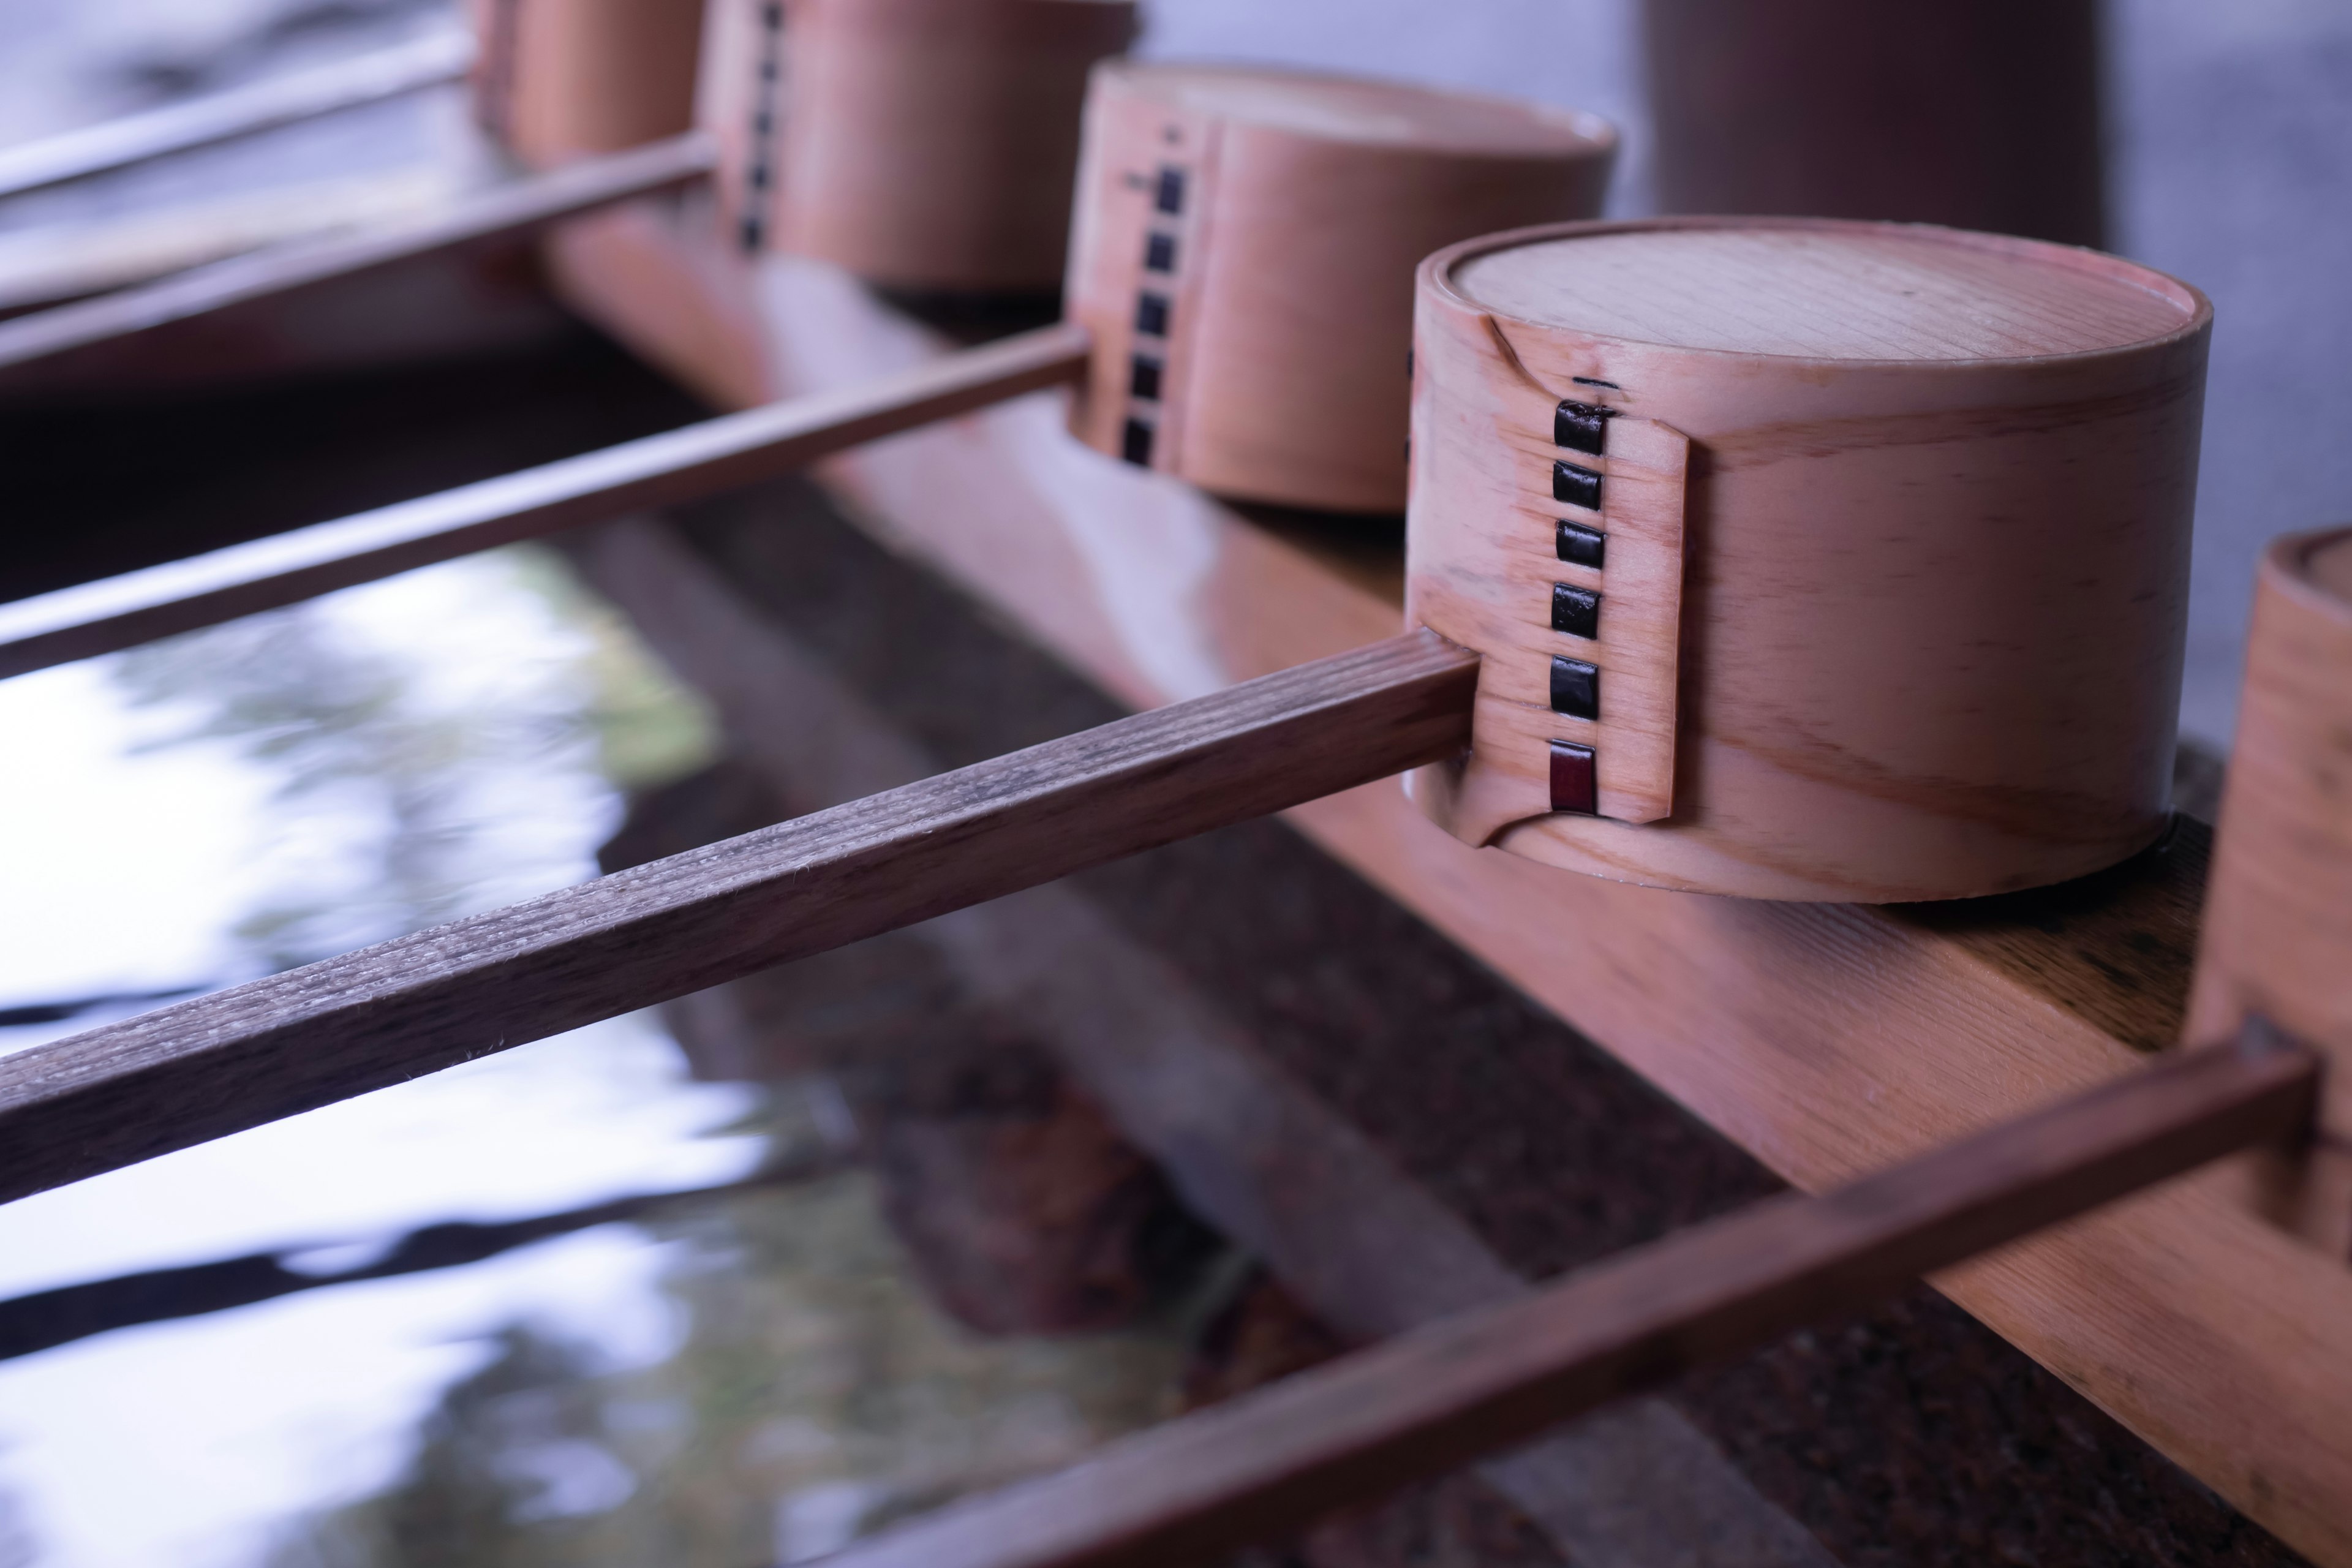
[0,29,478,202]
[0,322,1090,676]
[0,630,1476,1205]
[0,130,714,375]
[824,1034,2316,1568]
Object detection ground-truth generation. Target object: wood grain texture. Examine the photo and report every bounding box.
[704,0,1136,290]
[1409,217,2212,900]
[469,0,706,166]
[1065,61,1615,512]
[2188,528,2352,1250]
[545,216,2352,1567]
[0,322,1089,677]
[1453,225,2183,360]
[826,1037,2316,1568]
[0,132,714,375]
[0,29,476,201]
[1406,314,1687,828]
[0,631,1476,1205]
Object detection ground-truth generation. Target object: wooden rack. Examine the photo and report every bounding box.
[550,208,2352,1561]
[1,27,2350,1566]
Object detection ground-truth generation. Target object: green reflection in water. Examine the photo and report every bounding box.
[106,545,716,971]
[262,1166,1190,1568]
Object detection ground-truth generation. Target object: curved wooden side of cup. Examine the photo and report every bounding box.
[1404,219,2211,902]
[1066,70,1613,515]
[476,0,707,166]
[2187,529,2352,1252]
[755,0,1134,292]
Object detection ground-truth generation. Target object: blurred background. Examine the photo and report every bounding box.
[0,2,2346,1566]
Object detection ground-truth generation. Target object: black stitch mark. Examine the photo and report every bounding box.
[1144,232,1177,273]
[1135,293,1170,336]
[1549,741,1597,814]
[1556,521,1606,569]
[1553,460,1602,511]
[1553,399,1615,456]
[1550,657,1599,720]
[1572,376,1621,390]
[1155,167,1186,214]
[738,0,787,252]
[1122,419,1155,466]
[1552,584,1600,639]
[1129,356,1163,401]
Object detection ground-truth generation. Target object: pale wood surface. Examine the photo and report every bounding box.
[1065,62,1614,512]
[0,29,475,202]
[1452,224,2195,360]
[548,218,2352,1566]
[828,1038,2316,1568]
[1412,217,2212,900]
[702,0,1136,290]
[0,631,1475,1205]
[473,0,707,167]
[0,322,1088,677]
[0,132,715,382]
[2188,527,2352,1250]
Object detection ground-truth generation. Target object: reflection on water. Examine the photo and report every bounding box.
[105,548,712,971]
[0,551,1194,1567]
[265,1164,1186,1568]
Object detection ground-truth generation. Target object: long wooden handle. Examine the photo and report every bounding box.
[824,1031,2319,1568]
[0,130,714,375]
[0,29,478,202]
[0,631,1477,1204]
[0,323,1092,677]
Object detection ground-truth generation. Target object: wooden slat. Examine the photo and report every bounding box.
[0,131,714,374]
[0,323,1090,676]
[0,630,1477,1204]
[826,1034,2318,1568]
[0,29,478,202]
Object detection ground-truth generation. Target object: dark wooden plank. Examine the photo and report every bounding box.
[0,630,1477,1204]
[822,1033,2318,1568]
[0,322,1090,676]
[0,29,477,201]
[0,131,714,374]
